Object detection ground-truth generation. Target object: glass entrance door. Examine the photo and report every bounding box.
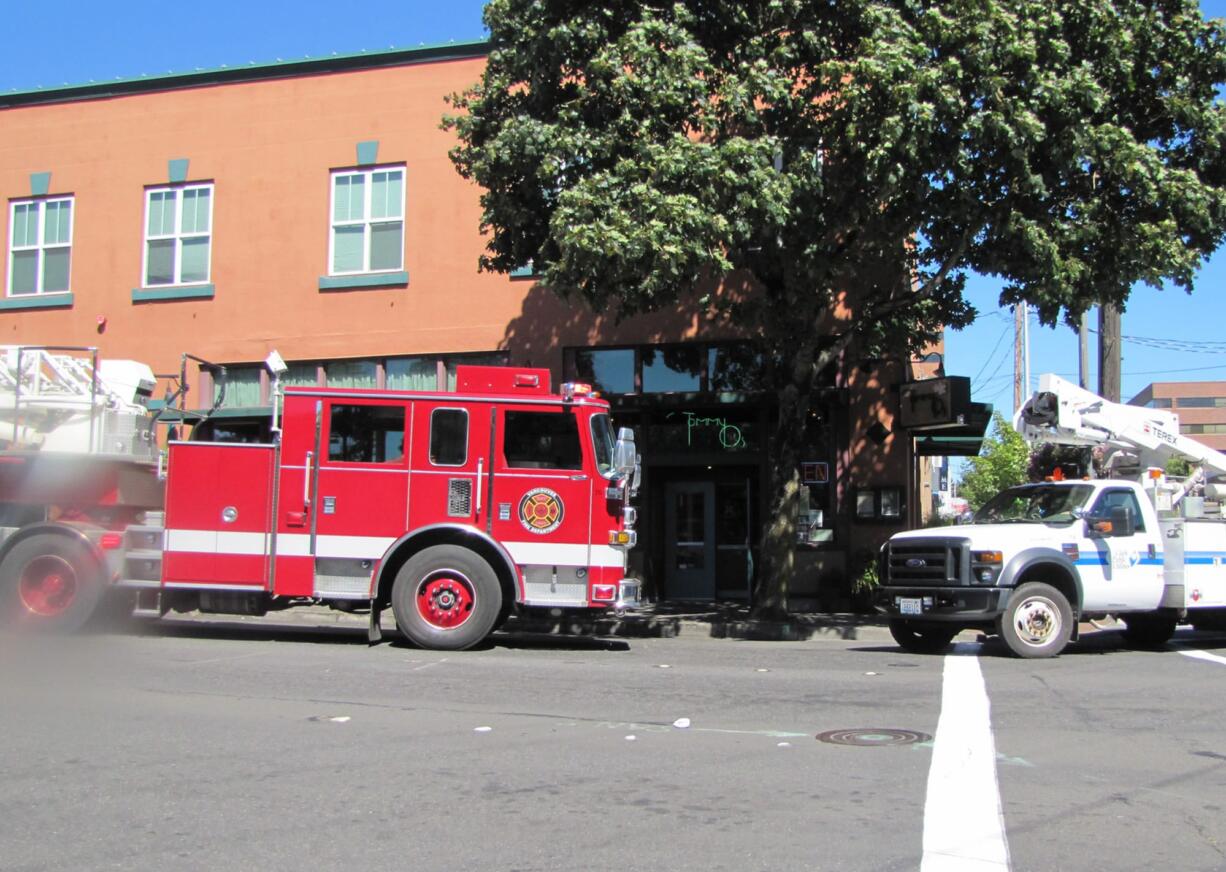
[664,481,716,600]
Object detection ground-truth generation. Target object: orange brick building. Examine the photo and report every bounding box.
[1,42,937,608]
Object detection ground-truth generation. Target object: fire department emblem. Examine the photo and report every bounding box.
[519,488,564,535]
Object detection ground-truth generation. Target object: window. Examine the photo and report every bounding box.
[1146,398,1173,409]
[328,404,405,464]
[330,167,404,275]
[430,408,468,466]
[503,411,583,470]
[1176,396,1226,409]
[324,360,377,389]
[573,348,636,394]
[854,487,904,521]
[8,197,72,296]
[214,366,264,407]
[144,184,212,286]
[642,346,704,393]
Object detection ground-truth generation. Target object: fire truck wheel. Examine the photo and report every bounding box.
[998,582,1073,658]
[0,534,105,633]
[391,545,502,651]
[888,620,958,654]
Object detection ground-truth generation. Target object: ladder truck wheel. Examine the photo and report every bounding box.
[1120,611,1178,649]
[0,534,104,633]
[998,582,1074,658]
[888,620,959,654]
[391,545,502,651]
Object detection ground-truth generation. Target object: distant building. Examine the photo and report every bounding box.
[1128,381,1226,450]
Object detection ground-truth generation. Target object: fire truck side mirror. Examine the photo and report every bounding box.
[614,427,637,475]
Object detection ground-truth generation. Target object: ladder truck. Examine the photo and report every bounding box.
[0,345,641,650]
[876,373,1226,658]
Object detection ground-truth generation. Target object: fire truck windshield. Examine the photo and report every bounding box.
[591,413,615,477]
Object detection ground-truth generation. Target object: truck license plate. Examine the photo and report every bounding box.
[899,597,923,616]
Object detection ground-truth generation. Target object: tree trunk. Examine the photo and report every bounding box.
[751,344,818,621]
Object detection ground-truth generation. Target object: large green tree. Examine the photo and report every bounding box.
[446,0,1226,617]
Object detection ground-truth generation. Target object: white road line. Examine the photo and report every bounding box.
[1179,649,1226,667]
[922,654,1011,872]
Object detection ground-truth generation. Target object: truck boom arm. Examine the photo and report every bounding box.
[1015,374,1226,483]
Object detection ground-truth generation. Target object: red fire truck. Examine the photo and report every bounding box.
[0,346,641,650]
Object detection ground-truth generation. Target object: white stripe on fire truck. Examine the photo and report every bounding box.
[503,541,626,569]
[165,530,625,569]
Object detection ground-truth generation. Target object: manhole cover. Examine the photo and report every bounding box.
[816,728,931,747]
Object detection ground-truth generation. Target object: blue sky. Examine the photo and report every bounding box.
[5,0,1226,415]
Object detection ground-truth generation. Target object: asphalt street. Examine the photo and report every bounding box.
[1,617,1225,872]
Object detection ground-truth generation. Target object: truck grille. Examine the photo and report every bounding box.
[886,539,968,585]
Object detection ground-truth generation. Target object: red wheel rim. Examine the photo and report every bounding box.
[18,555,78,617]
[416,571,475,629]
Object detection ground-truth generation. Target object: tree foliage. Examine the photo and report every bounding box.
[446,0,1226,614]
[959,413,1030,509]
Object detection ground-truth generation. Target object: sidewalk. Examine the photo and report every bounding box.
[176,600,897,643]
[503,601,895,642]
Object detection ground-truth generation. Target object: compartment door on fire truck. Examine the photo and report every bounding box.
[1080,486,1163,611]
[308,399,410,599]
[490,406,595,606]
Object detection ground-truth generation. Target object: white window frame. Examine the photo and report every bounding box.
[141,183,214,288]
[7,196,74,297]
[328,166,405,276]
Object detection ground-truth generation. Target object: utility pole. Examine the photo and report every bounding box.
[1014,302,1026,410]
[1078,311,1090,389]
[1098,303,1121,402]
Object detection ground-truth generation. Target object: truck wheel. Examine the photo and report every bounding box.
[998,582,1073,658]
[0,534,104,633]
[391,545,502,651]
[888,620,958,654]
[1120,611,1178,649]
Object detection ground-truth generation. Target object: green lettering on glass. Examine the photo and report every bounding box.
[666,411,746,450]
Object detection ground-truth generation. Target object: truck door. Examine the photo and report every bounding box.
[488,405,594,606]
[1081,487,1163,611]
[405,401,493,533]
[308,398,410,598]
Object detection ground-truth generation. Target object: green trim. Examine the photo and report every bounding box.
[131,284,215,303]
[0,293,73,310]
[318,271,408,291]
[30,172,51,196]
[158,405,272,421]
[0,41,489,108]
[168,158,189,183]
[356,141,379,166]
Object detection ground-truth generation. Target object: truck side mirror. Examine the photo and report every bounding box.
[1108,505,1135,537]
[613,427,637,475]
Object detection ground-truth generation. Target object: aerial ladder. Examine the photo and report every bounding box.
[0,345,157,458]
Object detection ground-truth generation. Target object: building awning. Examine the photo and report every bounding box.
[912,402,993,456]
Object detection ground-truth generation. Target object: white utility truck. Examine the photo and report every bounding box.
[877,374,1226,657]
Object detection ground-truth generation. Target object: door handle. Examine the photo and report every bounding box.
[476,458,483,514]
[303,450,313,507]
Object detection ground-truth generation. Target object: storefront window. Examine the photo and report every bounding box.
[573,348,636,394]
[709,345,765,392]
[642,346,703,393]
[214,366,263,407]
[650,407,758,453]
[325,360,377,389]
[386,357,439,391]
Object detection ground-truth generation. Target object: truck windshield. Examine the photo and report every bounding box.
[591,413,615,478]
[974,484,1094,524]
